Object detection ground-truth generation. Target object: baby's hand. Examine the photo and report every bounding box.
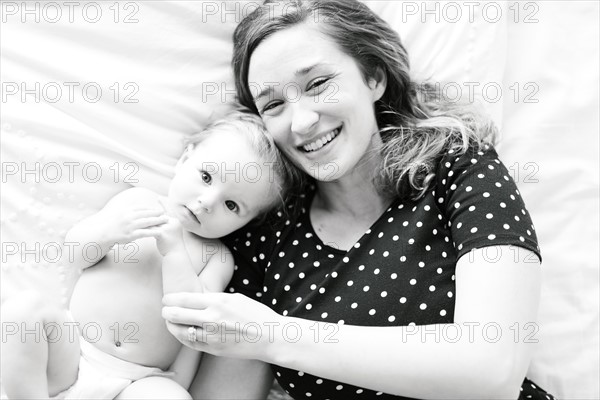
[155,217,185,256]
[96,204,168,246]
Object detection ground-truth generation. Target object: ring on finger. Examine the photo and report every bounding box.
[187,325,197,342]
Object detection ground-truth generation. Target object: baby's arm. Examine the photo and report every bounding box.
[64,187,167,270]
[160,241,197,294]
[162,240,233,386]
[195,242,234,293]
[156,217,201,294]
[158,224,234,294]
[161,238,233,386]
[168,345,202,390]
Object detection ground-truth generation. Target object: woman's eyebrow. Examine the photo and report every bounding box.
[295,64,317,76]
[296,62,333,76]
[253,63,331,101]
[254,85,274,102]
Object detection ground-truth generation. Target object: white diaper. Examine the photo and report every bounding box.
[52,339,173,399]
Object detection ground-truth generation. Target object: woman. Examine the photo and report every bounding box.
[162,1,555,398]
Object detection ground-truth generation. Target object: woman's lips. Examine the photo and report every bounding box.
[299,126,342,153]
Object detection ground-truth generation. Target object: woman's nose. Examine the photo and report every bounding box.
[290,101,319,135]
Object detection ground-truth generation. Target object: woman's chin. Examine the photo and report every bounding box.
[303,161,346,182]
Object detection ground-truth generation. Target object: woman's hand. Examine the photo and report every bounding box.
[162,292,283,361]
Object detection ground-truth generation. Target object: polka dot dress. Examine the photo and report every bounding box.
[224,145,554,400]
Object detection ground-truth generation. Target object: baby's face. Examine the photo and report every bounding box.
[168,129,277,238]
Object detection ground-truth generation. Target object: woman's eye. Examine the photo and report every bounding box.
[308,77,330,91]
[261,101,282,114]
[200,171,212,184]
[225,200,239,212]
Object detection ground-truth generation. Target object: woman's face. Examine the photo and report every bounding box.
[248,23,386,182]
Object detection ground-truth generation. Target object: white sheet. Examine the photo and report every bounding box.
[1,1,598,398]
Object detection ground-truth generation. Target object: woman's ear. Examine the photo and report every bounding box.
[368,67,387,102]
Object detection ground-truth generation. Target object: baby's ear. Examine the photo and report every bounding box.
[206,102,238,124]
[175,143,194,170]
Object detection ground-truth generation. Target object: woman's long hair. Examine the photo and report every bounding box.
[233,0,497,200]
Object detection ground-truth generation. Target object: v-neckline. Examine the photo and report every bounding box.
[303,189,398,254]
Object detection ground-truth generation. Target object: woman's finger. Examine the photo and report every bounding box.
[165,321,210,350]
[162,292,222,308]
[162,305,213,325]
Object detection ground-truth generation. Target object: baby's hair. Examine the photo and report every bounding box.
[183,106,296,218]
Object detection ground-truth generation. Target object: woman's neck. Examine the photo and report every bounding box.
[313,136,393,220]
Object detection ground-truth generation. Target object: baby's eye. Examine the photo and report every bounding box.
[225,200,239,212]
[200,171,212,184]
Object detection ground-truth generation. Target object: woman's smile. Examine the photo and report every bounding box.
[299,125,342,153]
[248,24,385,182]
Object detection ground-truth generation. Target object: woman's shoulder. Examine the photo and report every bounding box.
[430,142,541,259]
[431,142,509,204]
[434,142,501,179]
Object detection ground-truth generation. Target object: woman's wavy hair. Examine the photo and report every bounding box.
[233,0,497,200]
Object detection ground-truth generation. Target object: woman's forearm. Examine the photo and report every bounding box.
[264,318,527,399]
[190,355,273,400]
[255,247,539,399]
[163,248,538,399]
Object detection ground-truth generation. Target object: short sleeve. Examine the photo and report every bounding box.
[221,222,273,301]
[435,145,541,261]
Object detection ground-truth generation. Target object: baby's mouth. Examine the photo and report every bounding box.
[300,126,342,153]
[184,206,201,224]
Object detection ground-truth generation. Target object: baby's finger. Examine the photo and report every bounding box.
[130,228,161,241]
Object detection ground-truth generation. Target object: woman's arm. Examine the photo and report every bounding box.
[189,354,274,400]
[163,245,541,399]
[267,246,540,399]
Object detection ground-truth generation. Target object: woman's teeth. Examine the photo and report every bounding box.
[302,128,340,152]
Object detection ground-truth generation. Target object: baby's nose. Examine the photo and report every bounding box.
[196,194,216,213]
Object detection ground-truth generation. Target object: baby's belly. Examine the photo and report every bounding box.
[70,240,182,370]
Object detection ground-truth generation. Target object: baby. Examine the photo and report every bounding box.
[1,109,290,399]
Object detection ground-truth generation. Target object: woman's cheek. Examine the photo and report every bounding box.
[264,119,285,143]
